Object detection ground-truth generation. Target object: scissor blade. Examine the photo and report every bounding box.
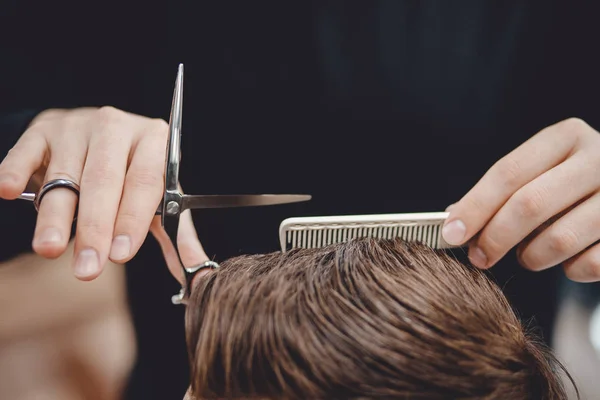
[165,63,184,193]
[180,194,312,210]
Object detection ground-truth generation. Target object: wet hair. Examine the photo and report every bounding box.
[185,237,576,399]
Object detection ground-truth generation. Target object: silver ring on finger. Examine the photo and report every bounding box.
[34,178,81,212]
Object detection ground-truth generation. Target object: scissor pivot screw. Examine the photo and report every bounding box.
[166,201,180,215]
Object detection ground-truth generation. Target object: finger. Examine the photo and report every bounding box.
[73,107,132,281]
[0,130,47,199]
[442,118,583,247]
[109,120,168,263]
[32,132,88,258]
[468,152,597,268]
[563,242,600,283]
[151,209,208,286]
[517,192,600,271]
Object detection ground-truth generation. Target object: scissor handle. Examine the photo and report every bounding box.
[18,178,81,213]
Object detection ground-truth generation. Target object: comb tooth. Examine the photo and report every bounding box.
[426,224,433,246]
[291,230,296,249]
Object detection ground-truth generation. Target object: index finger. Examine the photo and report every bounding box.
[441,118,584,246]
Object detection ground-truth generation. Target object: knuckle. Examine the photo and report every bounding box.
[494,155,522,188]
[126,167,163,190]
[462,195,486,214]
[82,164,120,186]
[95,106,126,128]
[559,117,588,134]
[77,218,112,240]
[513,188,546,219]
[547,227,579,255]
[116,208,143,228]
[150,118,168,133]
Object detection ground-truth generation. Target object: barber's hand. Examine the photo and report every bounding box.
[443,118,600,282]
[0,107,207,281]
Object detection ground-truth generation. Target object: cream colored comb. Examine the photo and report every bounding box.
[279,212,458,252]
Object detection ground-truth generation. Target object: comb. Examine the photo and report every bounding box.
[279,212,459,252]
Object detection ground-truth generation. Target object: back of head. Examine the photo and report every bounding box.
[185,238,575,399]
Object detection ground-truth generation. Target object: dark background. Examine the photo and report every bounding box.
[2,1,600,398]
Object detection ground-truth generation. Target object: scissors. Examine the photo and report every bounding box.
[18,63,312,305]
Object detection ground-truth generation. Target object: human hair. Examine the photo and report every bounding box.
[184,237,576,399]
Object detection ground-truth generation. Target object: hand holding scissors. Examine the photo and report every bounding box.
[0,64,310,304]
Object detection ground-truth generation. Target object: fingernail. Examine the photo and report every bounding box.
[470,247,488,268]
[110,235,131,261]
[442,219,466,245]
[74,248,99,278]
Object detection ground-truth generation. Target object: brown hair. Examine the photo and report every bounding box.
[185,238,576,399]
